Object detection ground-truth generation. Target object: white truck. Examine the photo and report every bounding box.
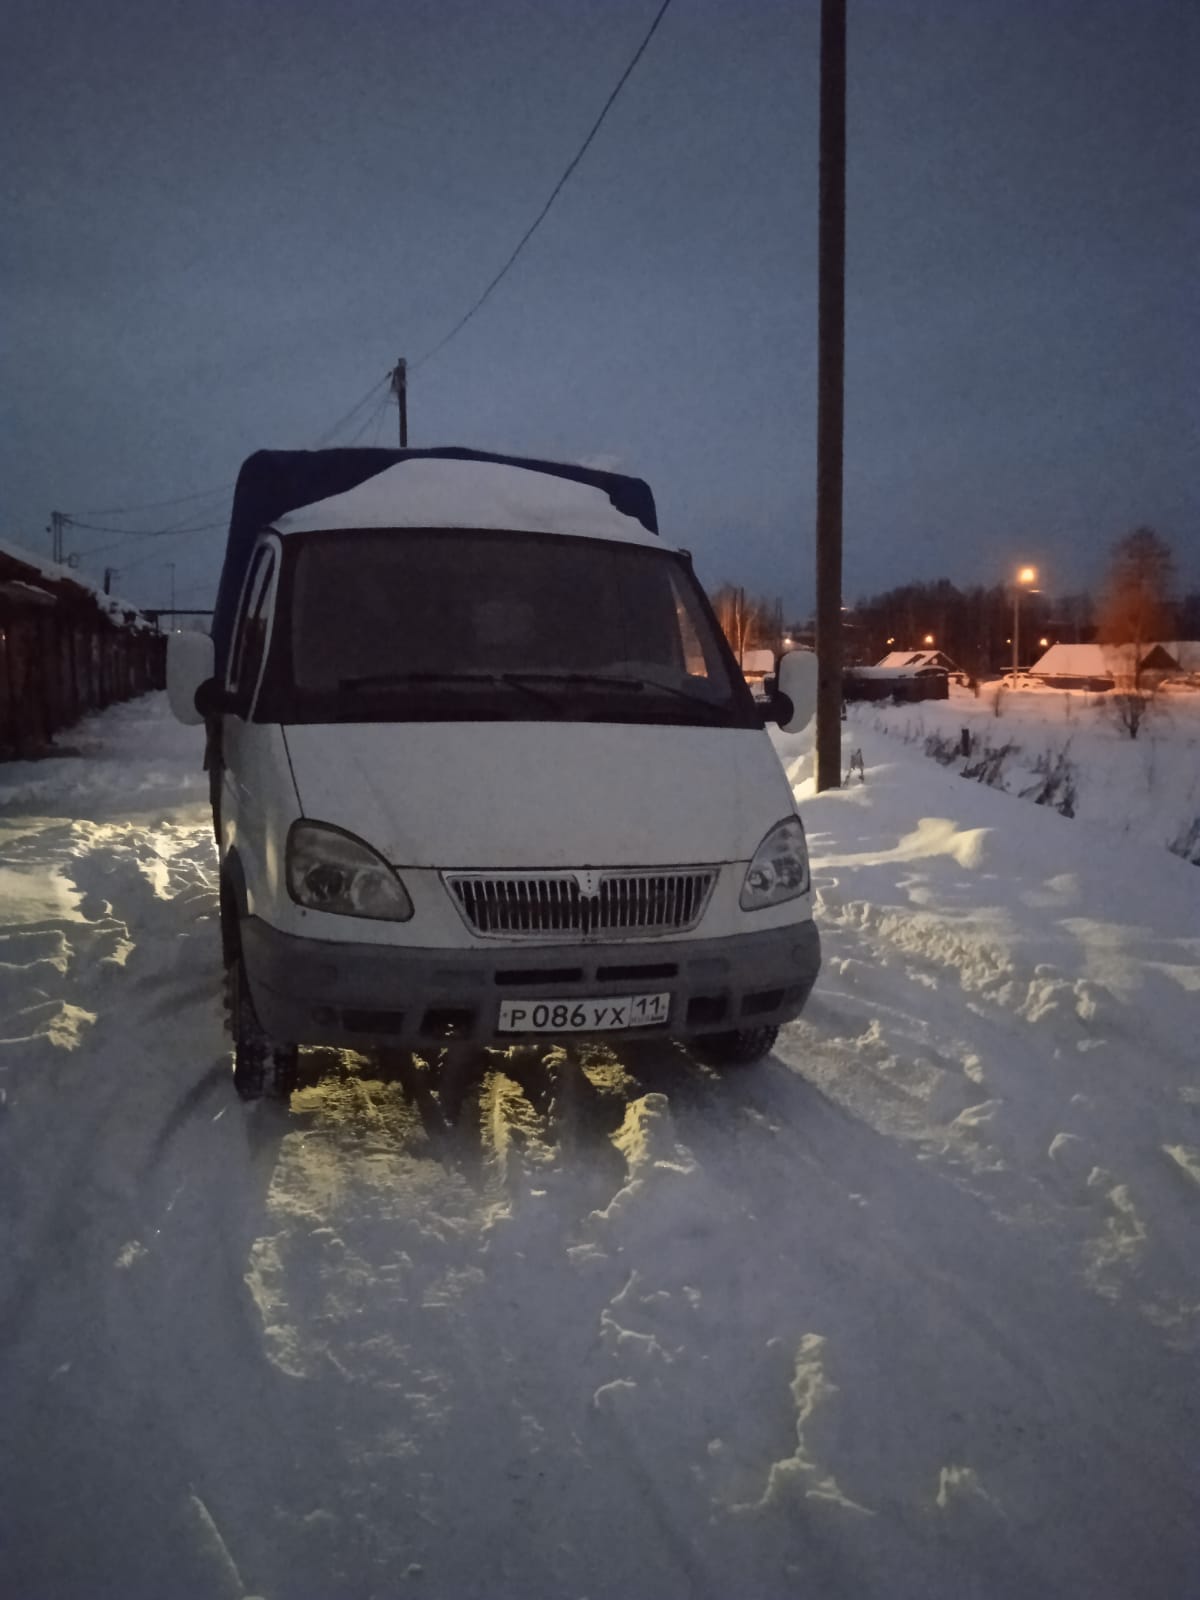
[168,447,820,1096]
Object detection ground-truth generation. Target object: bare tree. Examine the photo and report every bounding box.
[709,583,781,664]
[1111,690,1153,740]
[1097,527,1175,738]
[1097,527,1175,684]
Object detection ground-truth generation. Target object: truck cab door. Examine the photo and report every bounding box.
[219,542,280,870]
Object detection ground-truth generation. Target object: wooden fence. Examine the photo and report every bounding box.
[0,545,165,759]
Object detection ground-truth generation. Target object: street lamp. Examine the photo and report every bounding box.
[923,633,934,646]
[1012,565,1038,680]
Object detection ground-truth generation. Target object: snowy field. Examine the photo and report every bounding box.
[1,695,1198,1599]
[850,682,1200,862]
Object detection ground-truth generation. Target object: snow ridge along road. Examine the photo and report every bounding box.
[0,695,1196,1599]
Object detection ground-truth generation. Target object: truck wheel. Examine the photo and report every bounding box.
[225,950,298,1102]
[691,1024,779,1068]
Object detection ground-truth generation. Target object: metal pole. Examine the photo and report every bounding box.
[1012,587,1019,680]
[815,0,847,791]
[391,358,408,447]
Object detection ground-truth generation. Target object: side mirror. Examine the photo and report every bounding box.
[194,678,244,718]
[166,631,216,725]
[772,648,817,733]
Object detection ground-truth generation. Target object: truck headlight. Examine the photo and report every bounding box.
[286,821,413,921]
[740,816,810,911]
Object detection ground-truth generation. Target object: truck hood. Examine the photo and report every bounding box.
[282,721,794,869]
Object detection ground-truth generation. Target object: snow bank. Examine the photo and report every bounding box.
[853,683,1200,861]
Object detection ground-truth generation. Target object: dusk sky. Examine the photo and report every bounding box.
[3,0,1196,616]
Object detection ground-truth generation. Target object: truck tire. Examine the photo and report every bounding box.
[224,930,299,1102]
[691,1024,779,1068]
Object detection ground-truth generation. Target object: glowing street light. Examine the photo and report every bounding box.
[923,633,935,646]
[1012,564,1038,679]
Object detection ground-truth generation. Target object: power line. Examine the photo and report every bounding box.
[312,373,390,447]
[411,0,674,373]
[97,522,229,572]
[61,373,391,528]
[154,499,233,535]
[72,537,141,559]
[67,482,234,518]
[346,390,393,447]
[370,393,390,447]
[64,517,228,538]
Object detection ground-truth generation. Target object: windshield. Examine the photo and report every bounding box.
[256,527,757,727]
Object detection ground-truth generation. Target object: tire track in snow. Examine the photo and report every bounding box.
[808,868,1200,1343]
[0,804,299,1599]
[600,1040,1200,1600]
[236,1052,690,1598]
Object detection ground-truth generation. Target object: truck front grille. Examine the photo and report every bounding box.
[443,868,717,940]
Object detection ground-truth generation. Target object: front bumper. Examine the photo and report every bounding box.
[240,917,821,1049]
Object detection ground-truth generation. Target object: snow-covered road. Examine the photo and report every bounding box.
[1,697,1197,1599]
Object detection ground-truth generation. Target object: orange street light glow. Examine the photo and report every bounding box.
[1017,565,1037,585]
[923,634,934,645]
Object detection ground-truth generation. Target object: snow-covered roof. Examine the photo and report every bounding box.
[0,536,69,588]
[876,650,957,672]
[0,577,57,607]
[0,537,150,627]
[1029,643,1110,678]
[1028,641,1198,679]
[273,457,666,549]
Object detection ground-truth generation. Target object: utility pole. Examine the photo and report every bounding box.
[103,566,118,595]
[390,357,408,447]
[815,0,847,792]
[49,510,65,564]
[169,562,176,625]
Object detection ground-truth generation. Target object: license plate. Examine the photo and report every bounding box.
[497,992,671,1034]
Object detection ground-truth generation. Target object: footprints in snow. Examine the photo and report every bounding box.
[0,818,217,1059]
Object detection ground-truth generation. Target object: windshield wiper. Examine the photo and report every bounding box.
[337,670,726,721]
[337,670,561,712]
[506,672,728,721]
[339,670,495,689]
[506,671,644,693]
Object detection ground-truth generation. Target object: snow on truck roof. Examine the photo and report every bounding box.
[273,456,663,547]
[212,446,662,670]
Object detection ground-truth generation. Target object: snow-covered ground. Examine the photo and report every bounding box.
[851,682,1200,861]
[1,695,1197,1599]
